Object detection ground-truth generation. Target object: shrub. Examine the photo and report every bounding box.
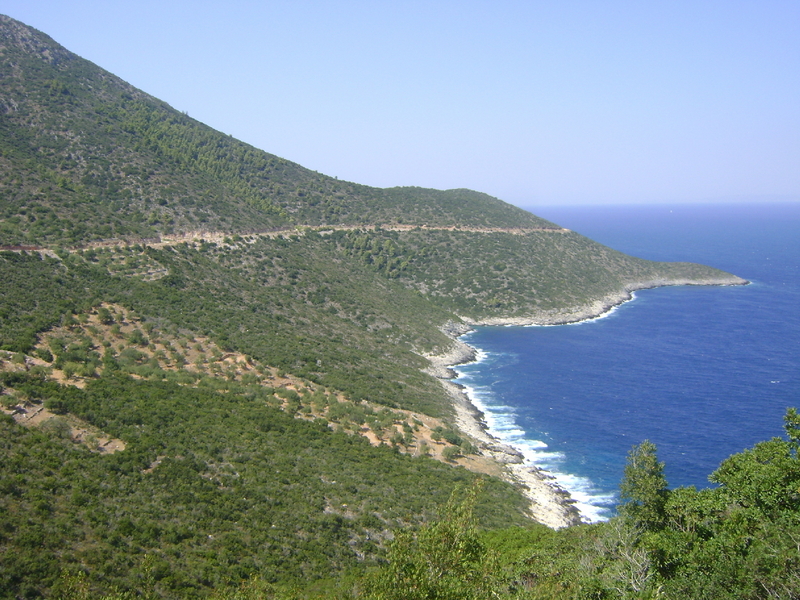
[442,446,461,462]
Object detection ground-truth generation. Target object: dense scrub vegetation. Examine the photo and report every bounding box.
[0,371,530,598]
[0,242,457,416]
[335,228,736,320]
[5,408,798,599]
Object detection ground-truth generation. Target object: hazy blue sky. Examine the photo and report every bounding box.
[3,1,799,207]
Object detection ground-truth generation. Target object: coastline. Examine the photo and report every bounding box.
[457,275,749,328]
[425,274,748,529]
[424,326,583,530]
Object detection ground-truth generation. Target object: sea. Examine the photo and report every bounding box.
[454,202,800,522]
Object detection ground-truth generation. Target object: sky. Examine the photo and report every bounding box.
[2,1,799,207]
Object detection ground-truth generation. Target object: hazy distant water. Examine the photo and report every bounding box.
[454,202,800,522]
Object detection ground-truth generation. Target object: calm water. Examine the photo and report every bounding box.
[454,202,800,521]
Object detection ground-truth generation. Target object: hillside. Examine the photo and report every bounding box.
[0,15,553,247]
[0,15,767,600]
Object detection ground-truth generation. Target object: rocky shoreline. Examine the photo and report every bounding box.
[458,275,749,328]
[425,275,748,529]
[423,328,583,529]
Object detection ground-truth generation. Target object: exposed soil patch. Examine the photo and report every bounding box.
[1,395,125,453]
[1,304,480,470]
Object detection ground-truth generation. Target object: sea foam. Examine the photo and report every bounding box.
[452,203,800,524]
[455,351,616,522]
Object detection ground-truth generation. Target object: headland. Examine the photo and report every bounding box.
[424,272,749,528]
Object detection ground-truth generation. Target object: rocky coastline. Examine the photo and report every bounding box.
[424,326,584,529]
[458,274,748,328]
[425,274,748,529]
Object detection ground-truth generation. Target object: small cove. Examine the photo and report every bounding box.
[455,202,800,522]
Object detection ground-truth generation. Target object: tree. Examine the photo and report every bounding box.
[364,481,500,600]
[784,407,800,452]
[619,440,668,530]
[710,438,800,513]
[595,517,658,598]
[441,445,460,462]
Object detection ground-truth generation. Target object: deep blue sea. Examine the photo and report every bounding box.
[454,202,800,522]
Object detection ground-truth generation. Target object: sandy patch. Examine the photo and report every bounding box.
[1,400,125,453]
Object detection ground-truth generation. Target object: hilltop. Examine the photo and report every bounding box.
[0,15,756,599]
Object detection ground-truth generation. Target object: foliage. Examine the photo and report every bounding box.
[618,440,668,530]
[0,242,455,417]
[334,228,738,321]
[0,372,530,598]
[363,482,502,600]
[406,411,800,600]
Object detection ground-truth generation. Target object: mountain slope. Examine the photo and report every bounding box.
[0,15,552,247]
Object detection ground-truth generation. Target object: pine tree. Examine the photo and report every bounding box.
[619,440,668,530]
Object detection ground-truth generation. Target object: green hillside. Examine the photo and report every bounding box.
[0,15,552,247]
[2,15,792,600]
